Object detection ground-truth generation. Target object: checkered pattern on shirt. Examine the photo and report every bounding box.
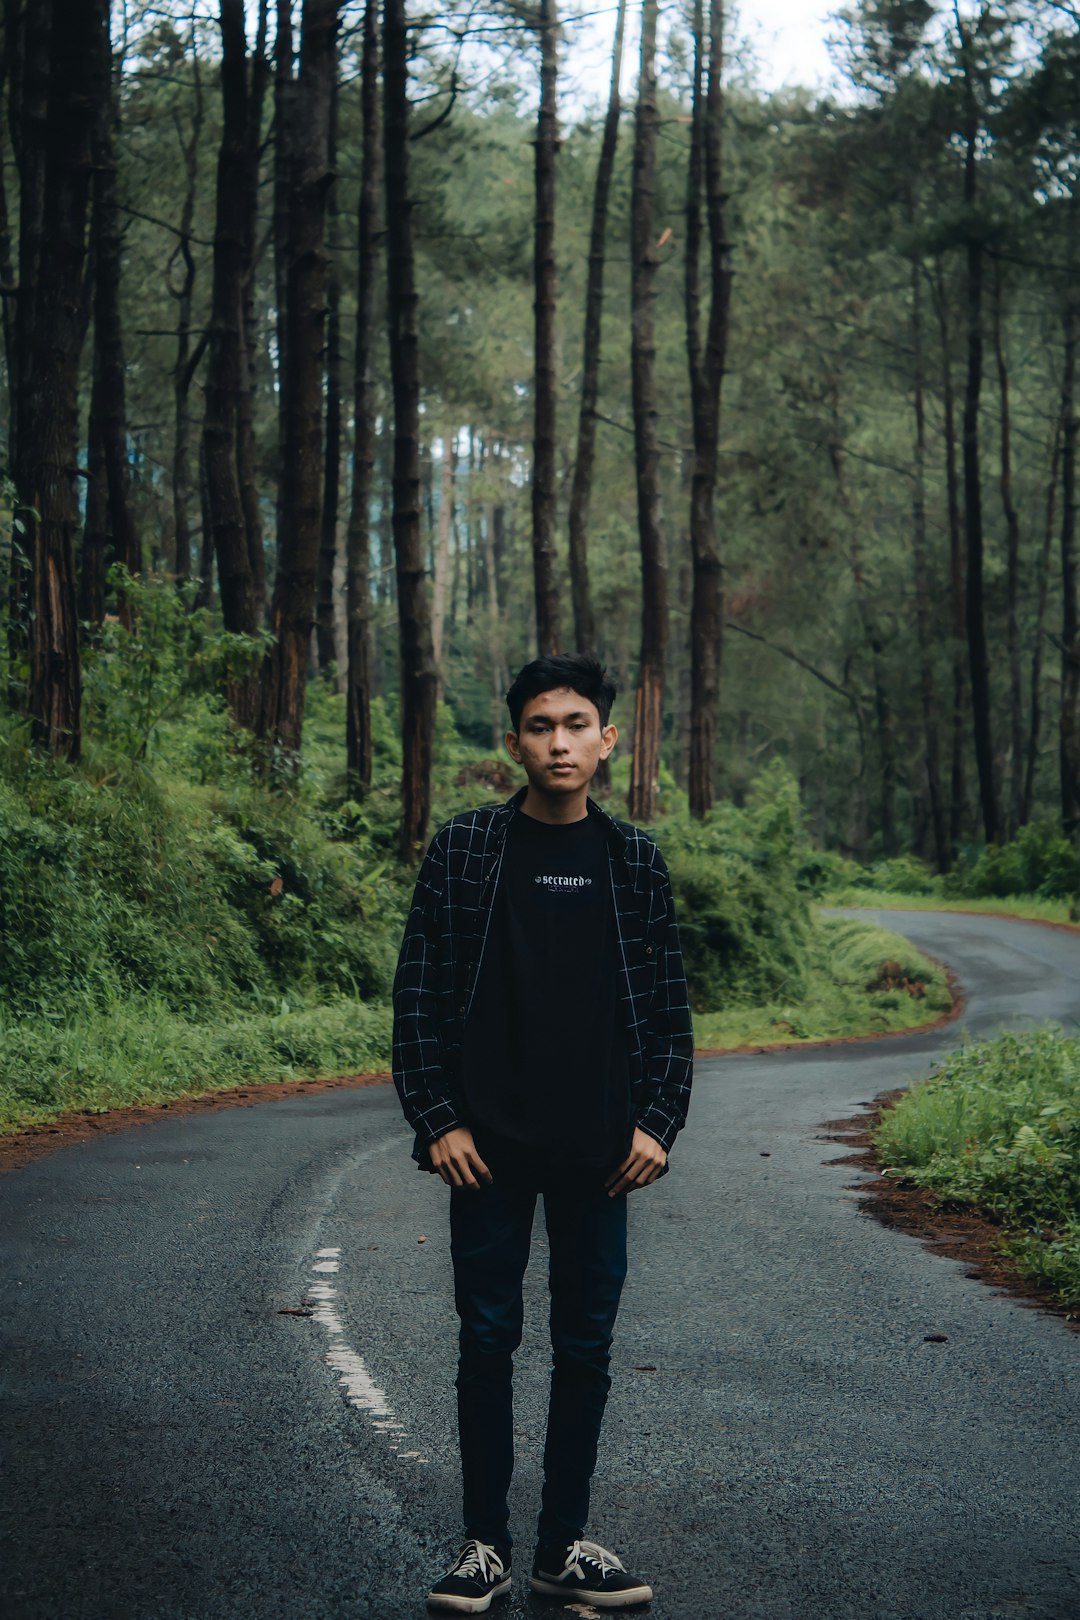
[391,790,695,1162]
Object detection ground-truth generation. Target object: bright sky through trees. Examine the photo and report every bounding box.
[736,0,839,89]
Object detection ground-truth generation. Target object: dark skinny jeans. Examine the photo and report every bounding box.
[449,1153,628,1553]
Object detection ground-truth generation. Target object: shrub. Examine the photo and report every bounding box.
[944,824,1080,902]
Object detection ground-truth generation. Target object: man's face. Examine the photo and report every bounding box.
[505,686,617,793]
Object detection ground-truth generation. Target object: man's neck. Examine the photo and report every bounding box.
[518,783,591,824]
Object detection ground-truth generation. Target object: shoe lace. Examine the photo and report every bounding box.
[452,1540,504,1582]
[566,1539,626,1580]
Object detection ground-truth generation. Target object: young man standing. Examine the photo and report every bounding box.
[392,654,694,1613]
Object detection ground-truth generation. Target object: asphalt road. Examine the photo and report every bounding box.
[2,909,1079,1620]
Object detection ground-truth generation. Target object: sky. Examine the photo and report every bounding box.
[735,0,841,91]
[561,0,845,114]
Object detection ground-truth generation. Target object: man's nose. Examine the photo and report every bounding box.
[550,729,570,752]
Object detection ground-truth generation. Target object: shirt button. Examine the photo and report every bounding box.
[646,946,653,956]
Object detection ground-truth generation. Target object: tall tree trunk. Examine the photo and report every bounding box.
[958,41,998,844]
[1060,292,1080,835]
[272,0,294,563]
[237,0,270,622]
[910,251,948,871]
[1024,417,1062,823]
[685,0,731,818]
[485,500,508,750]
[203,0,261,724]
[260,0,336,765]
[931,261,968,852]
[431,422,455,697]
[317,68,341,671]
[20,0,103,757]
[6,0,51,693]
[90,3,140,607]
[532,0,560,654]
[169,17,205,589]
[0,33,19,442]
[384,0,436,861]
[78,349,109,629]
[566,0,625,659]
[992,265,1023,838]
[195,433,215,609]
[345,0,379,790]
[627,0,668,822]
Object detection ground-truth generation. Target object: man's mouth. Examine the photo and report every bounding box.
[548,764,575,773]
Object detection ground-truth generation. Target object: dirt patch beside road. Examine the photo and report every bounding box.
[821,1096,1080,1335]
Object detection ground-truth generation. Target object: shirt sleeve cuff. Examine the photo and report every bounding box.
[634,1107,680,1155]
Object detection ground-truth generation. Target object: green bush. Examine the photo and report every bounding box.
[657,763,815,1010]
[874,1026,1080,1306]
[944,823,1080,902]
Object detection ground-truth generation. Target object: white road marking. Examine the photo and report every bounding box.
[307,1248,418,1455]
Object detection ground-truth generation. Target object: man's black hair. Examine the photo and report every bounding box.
[505,654,617,733]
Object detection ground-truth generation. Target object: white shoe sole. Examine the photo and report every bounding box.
[529,1574,653,1607]
[426,1574,512,1613]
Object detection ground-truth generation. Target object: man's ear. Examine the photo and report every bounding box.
[505,729,522,763]
[600,723,618,760]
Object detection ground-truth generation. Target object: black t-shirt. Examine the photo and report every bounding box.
[461,807,630,1169]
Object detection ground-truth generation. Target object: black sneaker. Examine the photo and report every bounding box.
[530,1537,653,1607]
[426,1540,512,1613]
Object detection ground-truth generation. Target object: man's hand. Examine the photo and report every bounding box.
[429,1126,493,1190]
[605,1126,668,1197]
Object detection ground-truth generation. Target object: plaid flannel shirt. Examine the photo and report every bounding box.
[392,785,694,1167]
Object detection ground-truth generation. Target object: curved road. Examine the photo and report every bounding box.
[2,910,1078,1620]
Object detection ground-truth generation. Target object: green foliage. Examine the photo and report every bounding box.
[0,724,406,1025]
[943,824,1080,902]
[875,1026,1080,1306]
[693,912,950,1046]
[82,567,269,766]
[0,992,392,1129]
[656,764,815,1009]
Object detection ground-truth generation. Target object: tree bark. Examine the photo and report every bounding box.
[931,261,968,852]
[6,0,51,690]
[566,0,625,659]
[78,348,109,630]
[237,0,270,622]
[627,0,668,822]
[384,0,436,862]
[168,16,205,589]
[260,0,336,766]
[910,251,948,871]
[431,422,455,698]
[685,0,731,818]
[1060,292,1080,835]
[317,67,341,671]
[90,2,140,609]
[992,264,1023,837]
[1024,417,1062,824]
[958,35,998,844]
[203,0,262,723]
[19,0,102,758]
[345,0,379,791]
[531,0,560,655]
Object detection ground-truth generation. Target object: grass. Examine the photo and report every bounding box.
[693,914,953,1049]
[874,1025,1080,1310]
[821,888,1078,928]
[0,995,393,1133]
[0,913,951,1135]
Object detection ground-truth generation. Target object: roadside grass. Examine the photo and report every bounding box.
[874,1025,1080,1310]
[0,996,393,1133]
[0,913,952,1134]
[820,888,1077,928]
[693,915,952,1049]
